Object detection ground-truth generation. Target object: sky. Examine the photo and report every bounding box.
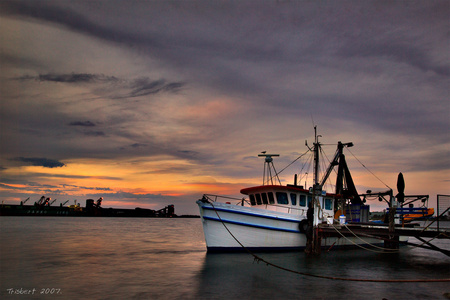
[0,0,449,215]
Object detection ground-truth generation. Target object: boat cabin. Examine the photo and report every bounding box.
[240,185,335,219]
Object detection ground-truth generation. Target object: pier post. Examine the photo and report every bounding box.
[313,226,321,254]
[385,206,399,249]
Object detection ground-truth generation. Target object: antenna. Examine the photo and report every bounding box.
[310,113,315,128]
[258,153,281,185]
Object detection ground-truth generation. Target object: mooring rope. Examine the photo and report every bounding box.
[336,223,441,253]
[207,200,450,283]
[330,223,399,253]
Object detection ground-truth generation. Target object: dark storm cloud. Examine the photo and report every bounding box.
[13,157,66,168]
[0,0,156,48]
[4,1,447,102]
[2,1,447,144]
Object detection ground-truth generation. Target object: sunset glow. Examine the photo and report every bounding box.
[1,1,448,214]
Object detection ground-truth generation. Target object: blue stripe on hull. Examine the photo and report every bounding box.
[202,216,301,233]
[201,205,301,223]
[206,243,389,253]
[206,246,304,253]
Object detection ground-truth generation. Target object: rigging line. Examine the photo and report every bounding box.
[330,224,399,253]
[206,200,449,283]
[341,224,400,252]
[300,153,314,187]
[299,153,312,180]
[274,149,311,178]
[319,146,335,191]
[330,221,443,254]
[420,207,450,234]
[336,225,433,253]
[346,148,391,190]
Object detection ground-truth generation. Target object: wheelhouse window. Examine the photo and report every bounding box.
[261,193,268,205]
[276,192,289,205]
[290,193,297,206]
[307,196,312,207]
[325,198,332,210]
[268,192,275,204]
[255,193,262,205]
[249,194,256,206]
[299,195,306,207]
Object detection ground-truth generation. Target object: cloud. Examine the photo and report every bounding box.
[122,78,185,99]
[13,157,66,168]
[62,184,112,191]
[69,121,96,127]
[130,143,147,148]
[83,131,105,137]
[16,73,185,99]
[28,173,122,181]
[1,0,166,49]
[0,182,24,190]
[105,78,185,100]
[36,73,118,83]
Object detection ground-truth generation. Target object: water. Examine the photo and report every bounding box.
[1,217,449,300]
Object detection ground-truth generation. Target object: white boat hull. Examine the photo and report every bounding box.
[197,200,389,252]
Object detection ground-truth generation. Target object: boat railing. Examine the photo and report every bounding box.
[261,204,308,215]
[202,194,248,205]
[202,194,309,215]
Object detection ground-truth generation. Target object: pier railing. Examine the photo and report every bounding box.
[437,194,450,232]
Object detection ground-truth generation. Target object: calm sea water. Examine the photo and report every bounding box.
[0,217,449,300]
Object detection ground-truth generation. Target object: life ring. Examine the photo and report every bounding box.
[299,219,309,234]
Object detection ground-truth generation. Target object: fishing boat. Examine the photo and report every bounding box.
[196,128,419,252]
[403,208,434,222]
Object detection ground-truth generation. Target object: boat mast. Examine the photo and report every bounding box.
[306,126,322,254]
[313,126,321,187]
[312,126,322,229]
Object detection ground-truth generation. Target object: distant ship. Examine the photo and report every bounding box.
[0,197,175,218]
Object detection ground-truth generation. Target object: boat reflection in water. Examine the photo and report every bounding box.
[194,238,450,300]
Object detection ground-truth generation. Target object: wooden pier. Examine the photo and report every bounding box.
[317,222,450,256]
